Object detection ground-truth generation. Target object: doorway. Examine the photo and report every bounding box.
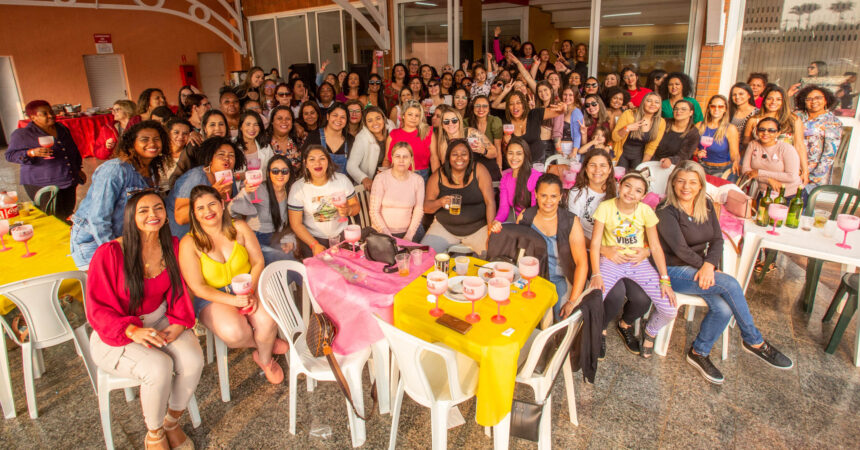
[82,54,128,108]
[198,52,226,101]
[0,56,23,146]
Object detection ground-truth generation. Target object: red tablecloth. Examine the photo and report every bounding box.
[17,114,113,158]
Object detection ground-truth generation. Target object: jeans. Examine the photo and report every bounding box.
[667,265,764,356]
[255,231,297,265]
[415,168,430,183]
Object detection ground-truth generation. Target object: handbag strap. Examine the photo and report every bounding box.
[321,343,377,421]
[721,229,742,255]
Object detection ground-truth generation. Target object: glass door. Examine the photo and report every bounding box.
[398,0,450,68]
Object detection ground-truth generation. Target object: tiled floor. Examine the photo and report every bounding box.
[2,152,859,448]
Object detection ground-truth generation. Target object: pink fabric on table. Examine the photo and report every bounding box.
[18,114,113,158]
[305,240,436,355]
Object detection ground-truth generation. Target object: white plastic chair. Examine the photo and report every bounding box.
[373,316,479,450]
[635,161,675,196]
[202,326,231,402]
[544,154,570,168]
[351,184,372,229]
[74,328,202,450]
[259,261,372,447]
[0,271,96,419]
[515,310,583,449]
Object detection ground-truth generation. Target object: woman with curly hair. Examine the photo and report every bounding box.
[659,72,703,123]
[795,84,843,193]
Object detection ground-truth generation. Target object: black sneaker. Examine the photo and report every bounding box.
[742,340,794,369]
[599,334,606,360]
[616,322,641,355]
[686,348,724,385]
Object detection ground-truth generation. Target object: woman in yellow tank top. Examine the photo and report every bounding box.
[178,185,287,384]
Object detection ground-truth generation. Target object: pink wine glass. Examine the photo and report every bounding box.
[0,219,11,252]
[835,214,860,249]
[344,224,362,254]
[488,277,511,324]
[492,262,515,305]
[331,191,348,222]
[427,271,449,317]
[214,170,234,202]
[38,135,54,159]
[518,256,540,299]
[12,224,35,258]
[463,276,486,324]
[766,204,789,236]
[230,274,254,315]
[613,166,626,181]
[246,170,264,203]
[503,124,515,136]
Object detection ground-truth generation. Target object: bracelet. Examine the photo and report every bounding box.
[592,273,602,278]
[659,279,672,287]
[660,275,670,280]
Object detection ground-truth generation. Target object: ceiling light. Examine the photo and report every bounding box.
[415,1,437,6]
[603,12,642,18]
[619,24,655,27]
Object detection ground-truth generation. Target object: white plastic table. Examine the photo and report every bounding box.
[737,219,860,365]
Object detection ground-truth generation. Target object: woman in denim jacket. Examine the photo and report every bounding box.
[70,121,173,269]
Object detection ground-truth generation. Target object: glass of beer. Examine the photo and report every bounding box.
[449,194,462,215]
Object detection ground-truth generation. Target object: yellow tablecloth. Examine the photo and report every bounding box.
[0,211,80,315]
[392,257,557,427]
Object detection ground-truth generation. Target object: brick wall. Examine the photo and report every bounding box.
[695,0,731,105]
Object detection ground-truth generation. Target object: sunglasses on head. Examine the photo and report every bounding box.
[127,187,165,198]
[442,118,459,125]
[270,168,290,175]
[585,101,599,108]
[757,127,778,133]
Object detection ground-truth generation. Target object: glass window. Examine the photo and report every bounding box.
[399,0,449,68]
[318,11,345,75]
[736,0,860,117]
[251,19,278,74]
[597,0,691,78]
[276,16,309,72]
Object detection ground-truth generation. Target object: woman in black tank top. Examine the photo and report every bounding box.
[421,139,497,257]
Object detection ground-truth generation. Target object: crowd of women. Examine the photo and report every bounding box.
[9,30,843,448]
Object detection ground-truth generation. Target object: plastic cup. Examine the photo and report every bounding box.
[813,209,829,228]
[800,215,814,231]
[396,253,411,276]
[231,274,253,314]
[410,249,423,266]
[454,256,470,276]
[503,124,515,135]
[492,262,516,283]
[560,141,573,156]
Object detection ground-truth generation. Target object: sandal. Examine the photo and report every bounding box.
[754,262,777,275]
[253,350,284,384]
[144,428,169,450]
[640,331,656,359]
[164,412,194,450]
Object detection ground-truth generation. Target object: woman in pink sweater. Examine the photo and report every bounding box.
[370,142,425,242]
[491,137,542,232]
[86,190,201,450]
[742,117,802,199]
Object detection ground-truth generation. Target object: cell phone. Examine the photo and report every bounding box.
[436,314,472,334]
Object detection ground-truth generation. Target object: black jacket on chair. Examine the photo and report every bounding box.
[486,224,548,278]
[569,288,604,384]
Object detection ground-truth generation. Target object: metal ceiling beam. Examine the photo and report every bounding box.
[0,0,248,55]
[332,0,391,50]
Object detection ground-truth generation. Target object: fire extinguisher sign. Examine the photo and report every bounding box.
[94,34,113,54]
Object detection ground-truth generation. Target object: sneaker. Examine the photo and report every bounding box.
[742,340,794,369]
[686,348,724,385]
[599,334,606,360]
[616,322,641,355]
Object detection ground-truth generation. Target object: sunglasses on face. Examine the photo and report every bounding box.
[474,104,489,109]
[442,118,459,125]
[270,168,290,175]
[709,104,726,110]
[494,82,504,88]
[757,127,778,133]
[585,102,599,108]
[277,92,290,97]
[428,83,439,88]
[585,83,599,88]
[369,80,382,85]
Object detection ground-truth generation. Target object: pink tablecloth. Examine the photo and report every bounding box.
[305,242,436,355]
[18,114,113,158]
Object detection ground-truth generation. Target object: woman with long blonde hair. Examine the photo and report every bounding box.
[656,161,792,384]
[611,91,666,169]
[431,105,497,173]
[385,99,435,181]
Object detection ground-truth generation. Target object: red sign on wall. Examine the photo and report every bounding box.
[93,34,113,54]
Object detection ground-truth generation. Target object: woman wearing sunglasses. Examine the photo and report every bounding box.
[743,85,808,183]
[433,105,499,179]
[742,116,802,200]
[583,76,601,97]
[363,73,388,116]
[581,95,613,147]
[696,95,740,178]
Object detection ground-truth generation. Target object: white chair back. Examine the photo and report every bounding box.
[518,310,582,382]
[544,154,569,167]
[258,261,316,346]
[352,184,372,229]
[373,316,472,408]
[635,161,675,196]
[0,271,86,348]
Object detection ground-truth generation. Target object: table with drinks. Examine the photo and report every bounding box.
[392,254,556,448]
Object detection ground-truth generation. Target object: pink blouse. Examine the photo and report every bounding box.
[85,237,195,346]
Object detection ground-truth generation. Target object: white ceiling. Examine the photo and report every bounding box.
[528,0,692,28]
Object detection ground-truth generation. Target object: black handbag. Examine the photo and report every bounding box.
[361,227,427,273]
[509,327,567,442]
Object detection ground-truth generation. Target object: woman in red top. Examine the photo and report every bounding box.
[385,99,435,181]
[86,190,202,450]
[621,67,652,109]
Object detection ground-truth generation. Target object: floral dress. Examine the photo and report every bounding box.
[798,111,843,186]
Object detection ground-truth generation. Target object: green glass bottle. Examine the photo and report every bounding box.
[756,187,773,227]
[770,187,786,226]
[785,194,804,228]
